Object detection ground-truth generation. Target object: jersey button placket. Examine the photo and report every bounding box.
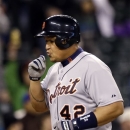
[54,99,57,119]
[59,70,63,81]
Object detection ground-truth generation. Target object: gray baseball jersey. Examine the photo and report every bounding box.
[41,50,123,130]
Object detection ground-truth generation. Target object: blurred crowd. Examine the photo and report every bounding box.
[0,0,130,130]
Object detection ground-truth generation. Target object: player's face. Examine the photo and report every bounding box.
[45,36,77,62]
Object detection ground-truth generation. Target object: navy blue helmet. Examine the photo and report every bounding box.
[36,15,80,49]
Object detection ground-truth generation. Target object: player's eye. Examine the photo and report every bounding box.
[50,40,54,43]
[45,40,53,43]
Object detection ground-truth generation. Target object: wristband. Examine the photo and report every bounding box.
[72,112,97,130]
[29,76,41,81]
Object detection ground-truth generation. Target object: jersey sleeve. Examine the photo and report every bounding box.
[40,65,54,89]
[86,69,123,107]
[40,66,54,109]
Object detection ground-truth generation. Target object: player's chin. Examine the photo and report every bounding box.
[49,55,61,62]
[49,57,57,63]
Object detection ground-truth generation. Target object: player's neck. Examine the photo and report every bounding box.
[64,45,79,59]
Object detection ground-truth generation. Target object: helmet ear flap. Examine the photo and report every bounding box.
[55,35,79,49]
[55,36,70,49]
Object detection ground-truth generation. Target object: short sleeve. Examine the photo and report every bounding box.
[40,65,53,89]
[86,69,123,107]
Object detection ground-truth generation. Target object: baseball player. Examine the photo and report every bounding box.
[28,15,124,130]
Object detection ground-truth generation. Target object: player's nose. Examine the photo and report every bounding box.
[45,43,50,50]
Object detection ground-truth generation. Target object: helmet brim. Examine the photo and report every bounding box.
[35,31,51,37]
[35,30,74,38]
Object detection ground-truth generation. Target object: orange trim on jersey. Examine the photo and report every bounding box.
[67,57,72,62]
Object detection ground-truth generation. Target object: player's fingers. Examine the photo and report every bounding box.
[38,56,46,69]
[28,61,39,69]
[40,55,46,61]
[28,55,45,70]
[36,58,43,70]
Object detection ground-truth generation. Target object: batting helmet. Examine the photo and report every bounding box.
[36,15,80,49]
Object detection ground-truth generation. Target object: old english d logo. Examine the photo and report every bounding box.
[42,22,45,29]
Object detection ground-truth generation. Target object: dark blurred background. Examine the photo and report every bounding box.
[0,0,130,130]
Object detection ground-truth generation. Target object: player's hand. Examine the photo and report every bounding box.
[53,120,74,130]
[28,55,46,81]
